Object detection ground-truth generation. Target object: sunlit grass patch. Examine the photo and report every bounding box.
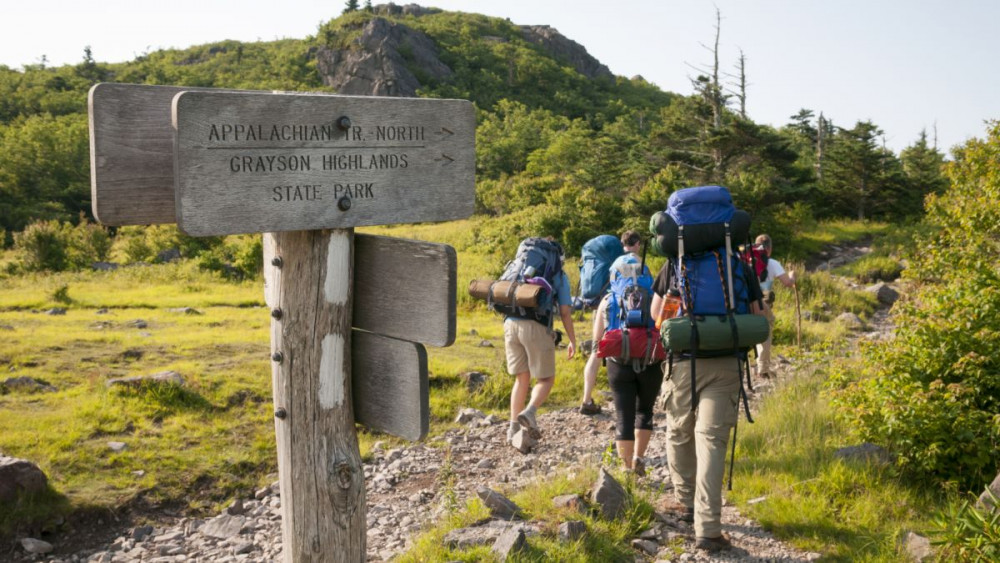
[730,357,939,560]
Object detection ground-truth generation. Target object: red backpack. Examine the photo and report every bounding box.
[742,244,769,283]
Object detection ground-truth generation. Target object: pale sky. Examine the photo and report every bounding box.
[2,0,996,155]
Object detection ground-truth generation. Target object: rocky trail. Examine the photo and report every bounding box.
[8,242,899,562]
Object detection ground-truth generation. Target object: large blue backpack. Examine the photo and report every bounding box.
[492,237,564,325]
[576,235,625,309]
[651,186,767,424]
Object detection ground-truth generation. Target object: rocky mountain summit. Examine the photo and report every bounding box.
[316,3,612,97]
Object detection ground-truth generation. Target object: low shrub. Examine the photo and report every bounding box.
[12,218,111,272]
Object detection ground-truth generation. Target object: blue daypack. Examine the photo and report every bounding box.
[650,185,751,257]
[605,256,655,331]
[577,235,625,308]
[597,255,665,370]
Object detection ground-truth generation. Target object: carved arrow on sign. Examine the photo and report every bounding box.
[436,154,455,165]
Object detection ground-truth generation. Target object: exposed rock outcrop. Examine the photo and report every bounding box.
[518,25,613,80]
[316,17,453,97]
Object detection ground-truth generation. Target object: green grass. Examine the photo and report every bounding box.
[784,219,891,262]
[728,347,942,561]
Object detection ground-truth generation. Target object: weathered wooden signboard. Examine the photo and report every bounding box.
[172,91,475,236]
[89,82,473,561]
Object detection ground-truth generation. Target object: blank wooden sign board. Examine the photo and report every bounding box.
[89,83,474,561]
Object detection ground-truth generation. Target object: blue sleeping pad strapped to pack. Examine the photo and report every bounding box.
[577,235,625,308]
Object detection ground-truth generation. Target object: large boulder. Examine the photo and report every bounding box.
[0,456,48,502]
[866,282,900,306]
[476,486,523,520]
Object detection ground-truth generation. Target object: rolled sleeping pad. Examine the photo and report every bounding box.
[660,313,770,351]
[468,279,543,308]
[648,209,751,257]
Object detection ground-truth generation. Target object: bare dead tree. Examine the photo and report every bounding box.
[816,112,826,182]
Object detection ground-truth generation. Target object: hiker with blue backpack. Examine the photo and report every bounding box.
[579,230,642,415]
[648,186,769,553]
[592,250,666,474]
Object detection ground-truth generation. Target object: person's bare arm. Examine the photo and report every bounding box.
[559,304,577,359]
[777,271,796,288]
[650,293,663,320]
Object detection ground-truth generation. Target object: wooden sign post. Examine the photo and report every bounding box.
[89,83,474,562]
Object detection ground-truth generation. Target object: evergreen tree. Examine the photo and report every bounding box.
[900,129,948,206]
[823,121,890,219]
[343,0,359,14]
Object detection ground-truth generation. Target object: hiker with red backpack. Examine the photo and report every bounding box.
[579,230,642,415]
[648,186,769,553]
[590,250,665,475]
[750,234,795,379]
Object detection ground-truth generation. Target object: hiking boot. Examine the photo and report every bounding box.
[579,399,602,415]
[695,534,732,552]
[632,457,646,477]
[517,409,542,439]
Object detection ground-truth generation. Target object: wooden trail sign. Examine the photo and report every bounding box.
[90,83,473,562]
[173,90,475,236]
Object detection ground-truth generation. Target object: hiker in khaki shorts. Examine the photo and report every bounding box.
[504,255,576,447]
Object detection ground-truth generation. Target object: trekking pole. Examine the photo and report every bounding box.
[794,283,802,349]
[727,393,740,491]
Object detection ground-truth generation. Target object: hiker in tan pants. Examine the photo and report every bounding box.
[661,357,741,541]
[652,258,766,552]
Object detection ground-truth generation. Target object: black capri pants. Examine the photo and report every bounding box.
[607,360,665,441]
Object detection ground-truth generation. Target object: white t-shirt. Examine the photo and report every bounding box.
[761,258,786,291]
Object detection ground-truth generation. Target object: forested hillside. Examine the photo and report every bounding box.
[0,5,946,257]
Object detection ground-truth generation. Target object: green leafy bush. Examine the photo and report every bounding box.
[12,218,110,271]
[112,225,221,264]
[830,122,1000,490]
[196,234,263,280]
[13,220,69,271]
[932,492,1000,561]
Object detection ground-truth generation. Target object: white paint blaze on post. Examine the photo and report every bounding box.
[319,333,345,409]
[325,233,351,306]
[265,229,364,561]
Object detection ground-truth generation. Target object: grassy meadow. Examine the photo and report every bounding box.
[1,216,943,559]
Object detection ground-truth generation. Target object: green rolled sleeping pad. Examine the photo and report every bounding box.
[660,314,770,351]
